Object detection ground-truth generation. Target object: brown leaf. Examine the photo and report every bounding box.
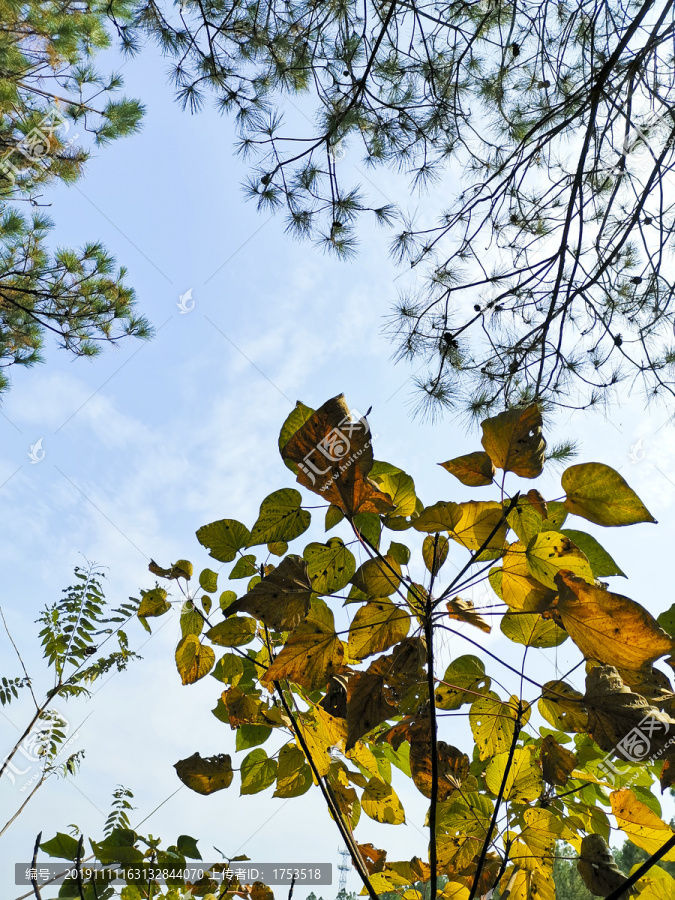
[319,675,348,719]
[540,734,577,787]
[224,555,312,631]
[480,403,546,478]
[526,489,548,519]
[220,686,264,727]
[446,597,491,634]
[357,843,387,875]
[345,638,425,750]
[584,665,675,761]
[555,570,675,670]
[439,451,495,487]
[577,834,635,896]
[280,394,395,517]
[409,714,470,801]
[174,752,233,795]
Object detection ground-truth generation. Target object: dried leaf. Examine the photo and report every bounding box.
[480,404,546,478]
[439,451,495,487]
[224,554,312,631]
[174,752,233,795]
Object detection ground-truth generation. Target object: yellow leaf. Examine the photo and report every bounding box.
[175,635,215,685]
[634,866,675,899]
[445,597,490,634]
[500,612,567,648]
[538,680,588,732]
[562,462,656,526]
[174,752,233,794]
[611,789,675,860]
[262,609,344,692]
[485,746,543,802]
[296,705,347,777]
[251,882,274,900]
[413,501,461,533]
[361,776,406,824]
[470,693,529,760]
[525,532,594,589]
[410,725,470,801]
[500,866,555,900]
[439,451,495,487]
[480,404,546,478]
[555,570,674,669]
[351,555,402,597]
[448,501,508,556]
[423,534,449,574]
[348,598,411,660]
[500,543,556,612]
[206,616,257,647]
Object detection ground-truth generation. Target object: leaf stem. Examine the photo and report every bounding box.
[30,832,43,900]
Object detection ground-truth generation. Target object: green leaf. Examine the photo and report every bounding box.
[197,519,251,563]
[279,401,316,471]
[137,588,170,618]
[219,590,237,611]
[562,463,657,526]
[304,538,356,594]
[560,529,626,577]
[180,601,204,638]
[199,568,218,593]
[435,656,491,710]
[439,451,495,487]
[207,616,257,647]
[248,488,311,546]
[240,748,278,795]
[236,724,272,751]
[369,470,417,516]
[325,504,345,531]
[268,541,288,556]
[40,832,80,860]
[507,499,568,543]
[273,743,313,797]
[211,652,245,684]
[388,541,411,567]
[361,777,406,824]
[658,603,675,638]
[176,835,202,860]
[352,511,382,548]
[230,554,258,580]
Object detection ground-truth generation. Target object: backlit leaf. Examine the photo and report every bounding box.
[435,656,491,710]
[174,752,233,795]
[262,604,344,691]
[196,519,251,563]
[280,394,395,516]
[422,535,449,574]
[240,748,278,795]
[610,789,675,861]
[304,538,356,594]
[248,488,310,546]
[560,529,626,577]
[525,531,594,591]
[175,635,215,685]
[439,451,495,487]
[137,588,170,618]
[470,693,528,760]
[361,777,406,824]
[562,463,656,526]
[485,746,543,801]
[555,570,674,669]
[351,555,402,597]
[273,743,312,798]
[445,597,490,634]
[500,612,567,648]
[206,616,257,647]
[199,568,218,593]
[540,734,577,786]
[223,555,312,631]
[481,404,546,478]
[347,598,411,660]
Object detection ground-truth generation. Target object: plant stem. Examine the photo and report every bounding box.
[467,702,522,900]
[273,682,379,900]
[426,535,441,900]
[604,830,675,899]
[30,832,43,900]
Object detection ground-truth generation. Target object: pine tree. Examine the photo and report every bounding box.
[137,0,675,416]
[0,0,149,392]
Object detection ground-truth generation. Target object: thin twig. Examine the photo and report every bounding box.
[0,606,38,709]
[75,836,86,900]
[288,873,296,900]
[426,534,441,899]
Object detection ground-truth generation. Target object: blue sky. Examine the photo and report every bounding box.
[2,32,675,900]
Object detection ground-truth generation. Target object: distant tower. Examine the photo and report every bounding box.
[338,846,351,894]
